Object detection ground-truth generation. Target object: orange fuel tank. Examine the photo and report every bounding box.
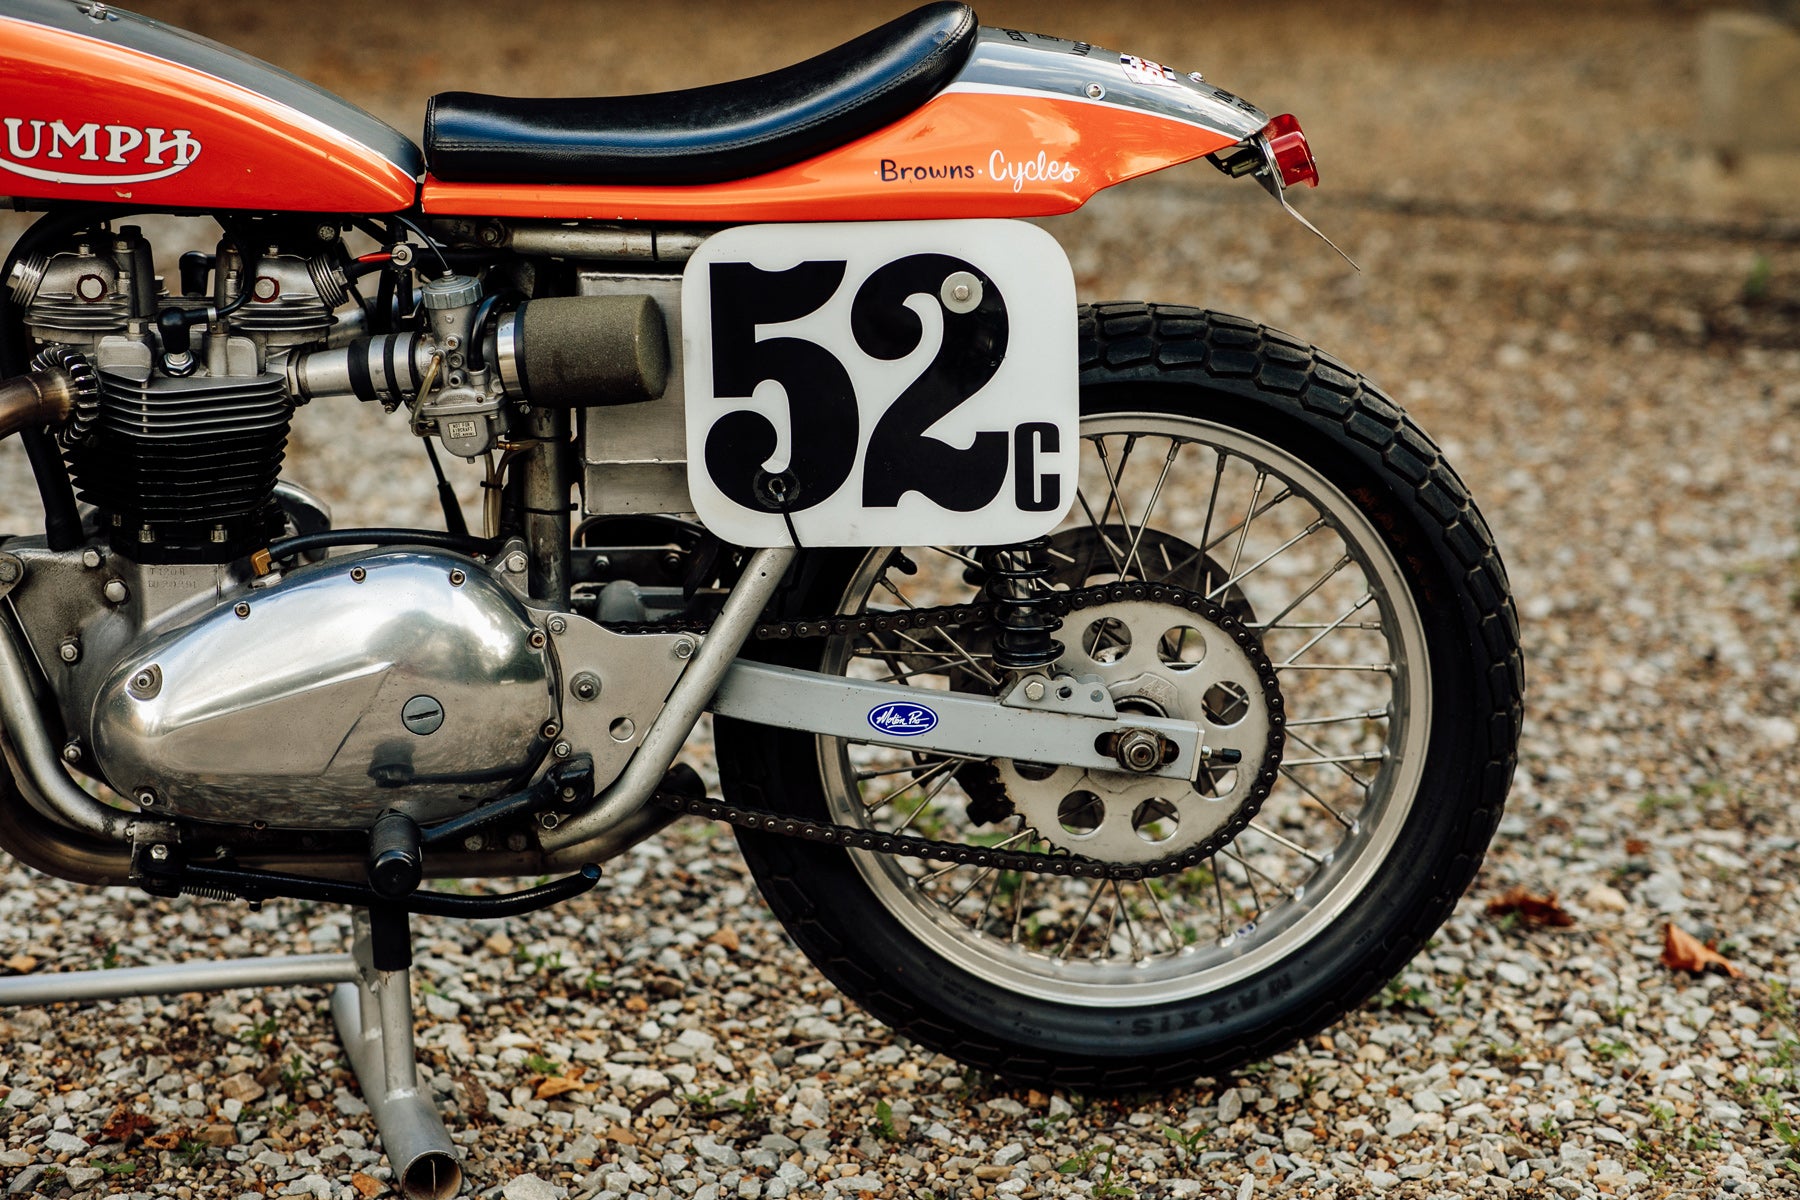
[0,0,420,213]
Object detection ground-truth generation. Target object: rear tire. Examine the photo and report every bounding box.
[716,304,1523,1089]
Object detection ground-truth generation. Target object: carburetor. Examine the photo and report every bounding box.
[290,272,670,459]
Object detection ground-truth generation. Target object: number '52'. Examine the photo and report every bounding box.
[702,255,1062,517]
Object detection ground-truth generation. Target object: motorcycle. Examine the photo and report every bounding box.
[0,0,1521,1154]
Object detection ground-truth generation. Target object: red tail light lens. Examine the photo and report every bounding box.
[1263,113,1319,189]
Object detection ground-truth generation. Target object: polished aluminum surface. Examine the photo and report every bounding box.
[544,545,794,858]
[539,610,691,793]
[334,912,461,1200]
[710,658,1202,781]
[0,952,355,1006]
[89,549,555,826]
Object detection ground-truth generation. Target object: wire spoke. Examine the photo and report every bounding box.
[1208,517,1327,601]
[1250,554,1354,631]
[1246,820,1327,864]
[1142,879,1184,953]
[1284,707,1389,728]
[1075,487,1127,576]
[1110,878,1145,963]
[1277,592,1376,666]
[1225,471,1268,582]
[891,766,960,832]
[1186,451,1230,591]
[1286,728,1377,794]
[863,758,961,814]
[1220,846,1300,900]
[856,757,959,782]
[1121,439,1183,579]
[1057,884,1107,961]
[1277,764,1360,831]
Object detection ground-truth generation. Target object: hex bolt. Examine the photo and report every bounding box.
[505,832,529,852]
[553,741,572,759]
[103,578,129,604]
[504,551,529,574]
[0,556,22,583]
[1022,678,1046,702]
[462,834,485,852]
[136,789,158,808]
[149,843,169,861]
[61,741,81,764]
[673,636,696,660]
[234,601,251,619]
[571,672,601,702]
[57,639,79,664]
[1115,729,1164,774]
[79,548,101,570]
[547,616,568,635]
[128,665,161,699]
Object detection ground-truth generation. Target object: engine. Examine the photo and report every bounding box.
[0,218,679,832]
[8,224,347,562]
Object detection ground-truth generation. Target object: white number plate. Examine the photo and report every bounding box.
[681,220,1077,547]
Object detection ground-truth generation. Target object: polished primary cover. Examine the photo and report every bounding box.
[88,551,556,827]
[0,0,420,211]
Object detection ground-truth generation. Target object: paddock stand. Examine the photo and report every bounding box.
[0,903,465,1200]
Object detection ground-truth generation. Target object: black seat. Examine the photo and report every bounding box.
[425,4,978,186]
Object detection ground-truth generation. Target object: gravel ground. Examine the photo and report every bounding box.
[6,2,1800,1198]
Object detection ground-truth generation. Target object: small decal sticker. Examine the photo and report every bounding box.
[867,701,940,737]
[1119,54,1178,87]
[987,149,1079,193]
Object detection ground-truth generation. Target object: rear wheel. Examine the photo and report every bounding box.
[716,304,1522,1089]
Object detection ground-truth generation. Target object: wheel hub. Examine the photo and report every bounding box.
[995,597,1278,864]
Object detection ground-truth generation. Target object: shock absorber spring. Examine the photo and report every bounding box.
[982,537,1064,672]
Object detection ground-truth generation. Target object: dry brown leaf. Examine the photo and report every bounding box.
[603,1125,638,1145]
[1660,922,1743,978]
[3,954,37,973]
[350,1171,385,1198]
[1485,886,1576,928]
[534,1075,589,1100]
[623,995,649,1013]
[1624,838,1650,856]
[100,1105,154,1145]
[143,1128,185,1151]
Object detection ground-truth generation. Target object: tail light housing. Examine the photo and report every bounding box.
[1262,114,1319,189]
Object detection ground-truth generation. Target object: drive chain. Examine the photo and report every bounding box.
[626,580,1285,880]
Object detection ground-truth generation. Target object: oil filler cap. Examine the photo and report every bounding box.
[402,694,445,735]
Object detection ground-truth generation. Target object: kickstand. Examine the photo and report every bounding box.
[331,906,463,1200]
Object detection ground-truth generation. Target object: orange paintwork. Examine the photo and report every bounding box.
[0,18,416,212]
[422,91,1238,222]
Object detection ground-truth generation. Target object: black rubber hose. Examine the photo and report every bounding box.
[265,526,501,562]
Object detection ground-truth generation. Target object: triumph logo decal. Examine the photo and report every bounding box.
[0,118,202,185]
[867,701,939,737]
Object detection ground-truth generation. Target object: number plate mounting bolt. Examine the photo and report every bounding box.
[940,271,983,314]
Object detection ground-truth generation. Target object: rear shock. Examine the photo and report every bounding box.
[982,537,1063,672]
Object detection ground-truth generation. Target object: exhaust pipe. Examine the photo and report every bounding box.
[0,351,91,442]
